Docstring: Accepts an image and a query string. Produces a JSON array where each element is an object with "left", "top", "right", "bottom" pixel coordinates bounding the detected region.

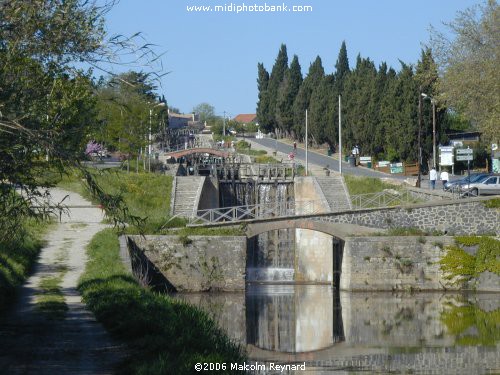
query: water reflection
[{"left": 176, "top": 287, "right": 500, "bottom": 374}]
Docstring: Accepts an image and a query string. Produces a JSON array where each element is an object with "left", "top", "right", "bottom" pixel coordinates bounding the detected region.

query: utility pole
[
  {"left": 432, "top": 99, "right": 436, "bottom": 169},
  {"left": 338, "top": 95, "right": 342, "bottom": 175},
  {"left": 305, "top": 109, "right": 308, "bottom": 176},
  {"left": 223, "top": 110, "right": 226, "bottom": 142}
]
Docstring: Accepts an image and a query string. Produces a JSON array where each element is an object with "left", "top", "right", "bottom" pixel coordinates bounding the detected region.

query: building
[
  {"left": 233, "top": 114, "right": 257, "bottom": 125},
  {"left": 168, "top": 110, "right": 201, "bottom": 129}
]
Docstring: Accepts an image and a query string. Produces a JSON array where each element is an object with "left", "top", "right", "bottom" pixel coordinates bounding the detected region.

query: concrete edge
[
  {"left": 118, "top": 235, "right": 133, "bottom": 274},
  {"left": 312, "top": 177, "right": 332, "bottom": 211},
  {"left": 170, "top": 176, "right": 177, "bottom": 216},
  {"left": 339, "top": 175, "right": 353, "bottom": 210},
  {"left": 192, "top": 176, "right": 206, "bottom": 217}
]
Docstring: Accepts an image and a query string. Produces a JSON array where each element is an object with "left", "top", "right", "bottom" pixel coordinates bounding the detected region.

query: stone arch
[
  {"left": 165, "top": 148, "right": 229, "bottom": 159},
  {"left": 246, "top": 219, "right": 350, "bottom": 241},
  {"left": 246, "top": 219, "right": 351, "bottom": 286}
]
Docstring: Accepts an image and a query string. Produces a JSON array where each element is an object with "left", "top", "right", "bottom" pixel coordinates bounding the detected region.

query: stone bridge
[
  {"left": 164, "top": 147, "right": 230, "bottom": 159},
  {"left": 225, "top": 196, "right": 499, "bottom": 237}
]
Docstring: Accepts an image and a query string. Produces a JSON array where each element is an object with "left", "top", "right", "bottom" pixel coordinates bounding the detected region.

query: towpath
[{"left": 0, "top": 189, "right": 124, "bottom": 374}]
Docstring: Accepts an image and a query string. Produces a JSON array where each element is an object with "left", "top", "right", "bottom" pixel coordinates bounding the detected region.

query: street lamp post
[
  {"left": 417, "top": 91, "right": 423, "bottom": 188},
  {"left": 421, "top": 93, "right": 437, "bottom": 169},
  {"left": 339, "top": 95, "right": 342, "bottom": 175},
  {"left": 305, "top": 109, "right": 308, "bottom": 176}
]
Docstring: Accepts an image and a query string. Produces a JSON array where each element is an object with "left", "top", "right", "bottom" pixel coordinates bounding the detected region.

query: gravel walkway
[{"left": 0, "top": 189, "right": 125, "bottom": 374}]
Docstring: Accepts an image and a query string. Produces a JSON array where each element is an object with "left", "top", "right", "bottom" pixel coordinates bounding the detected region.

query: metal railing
[
  {"left": 350, "top": 190, "right": 438, "bottom": 209},
  {"left": 189, "top": 199, "right": 324, "bottom": 225}
]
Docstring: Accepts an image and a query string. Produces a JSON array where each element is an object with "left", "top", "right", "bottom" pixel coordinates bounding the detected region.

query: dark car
[{"left": 444, "top": 173, "right": 490, "bottom": 191}]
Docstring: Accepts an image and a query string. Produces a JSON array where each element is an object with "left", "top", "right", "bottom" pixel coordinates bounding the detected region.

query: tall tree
[
  {"left": 343, "top": 55, "right": 378, "bottom": 154},
  {"left": 266, "top": 44, "right": 288, "bottom": 134},
  {"left": 292, "top": 56, "right": 325, "bottom": 139},
  {"left": 276, "top": 55, "right": 302, "bottom": 136},
  {"left": 429, "top": 0, "right": 499, "bottom": 143},
  {"left": 309, "top": 75, "right": 336, "bottom": 148},
  {"left": 334, "top": 41, "right": 350, "bottom": 93},
  {"left": 256, "top": 63, "right": 271, "bottom": 131}
]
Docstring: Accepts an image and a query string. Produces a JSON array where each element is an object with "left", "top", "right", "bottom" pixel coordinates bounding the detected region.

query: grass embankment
[
  {"left": 57, "top": 168, "right": 184, "bottom": 233},
  {"left": 344, "top": 175, "right": 402, "bottom": 195},
  {"left": 235, "top": 140, "right": 278, "bottom": 164},
  {"left": 79, "top": 229, "right": 245, "bottom": 374},
  {"left": 0, "top": 220, "right": 50, "bottom": 312}
]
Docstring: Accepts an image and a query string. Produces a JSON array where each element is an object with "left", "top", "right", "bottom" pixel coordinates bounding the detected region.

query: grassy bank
[
  {"left": 57, "top": 168, "right": 174, "bottom": 232},
  {"left": 0, "top": 220, "right": 50, "bottom": 312},
  {"left": 344, "top": 175, "right": 402, "bottom": 195},
  {"left": 78, "top": 229, "right": 245, "bottom": 374}
]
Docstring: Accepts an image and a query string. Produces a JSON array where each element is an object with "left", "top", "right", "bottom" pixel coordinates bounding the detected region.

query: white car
[{"left": 461, "top": 174, "right": 500, "bottom": 196}]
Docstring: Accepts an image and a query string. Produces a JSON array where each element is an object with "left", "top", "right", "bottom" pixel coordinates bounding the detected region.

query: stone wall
[
  {"left": 127, "top": 235, "right": 246, "bottom": 292},
  {"left": 197, "top": 177, "right": 219, "bottom": 211},
  {"left": 316, "top": 198, "right": 500, "bottom": 235},
  {"left": 339, "top": 236, "right": 500, "bottom": 291}
]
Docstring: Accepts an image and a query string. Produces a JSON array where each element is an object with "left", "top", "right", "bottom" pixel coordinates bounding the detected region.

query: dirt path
[{"left": 0, "top": 189, "right": 124, "bottom": 374}]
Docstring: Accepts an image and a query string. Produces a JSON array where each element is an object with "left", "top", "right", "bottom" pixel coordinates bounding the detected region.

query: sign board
[
  {"left": 440, "top": 146, "right": 454, "bottom": 152},
  {"left": 439, "top": 146, "right": 454, "bottom": 166},
  {"left": 390, "top": 163, "right": 403, "bottom": 174},
  {"left": 456, "top": 148, "right": 473, "bottom": 155},
  {"left": 360, "top": 156, "right": 372, "bottom": 163},
  {"left": 456, "top": 154, "right": 473, "bottom": 161},
  {"left": 378, "top": 161, "right": 390, "bottom": 167},
  {"left": 440, "top": 153, "right": 454, "bottom": 166}
]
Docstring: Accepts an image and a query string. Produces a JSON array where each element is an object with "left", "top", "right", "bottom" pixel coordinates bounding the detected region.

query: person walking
[
  {"left": 441, "top": 169, "right": 449, "bottom": 190},
  {"left": 429, "top": 167, "right": 437, "bottom": 190}
]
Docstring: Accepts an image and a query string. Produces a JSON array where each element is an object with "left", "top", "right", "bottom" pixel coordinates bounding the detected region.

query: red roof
[{"left": 233, "top": 114, "right": 257, "bottom": 123}]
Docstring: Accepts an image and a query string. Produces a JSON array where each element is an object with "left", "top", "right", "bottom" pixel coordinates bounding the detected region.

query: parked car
[
  {"left": 461, "top": 174, "right": 500, "bottom": 196},
  {"left": 444, "top": 173, "right": 490, "bottom": 191}
]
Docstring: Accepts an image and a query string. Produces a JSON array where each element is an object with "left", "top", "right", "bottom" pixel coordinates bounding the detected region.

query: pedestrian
[
  {"left": 429, "top": 167, "right": 437, "bottom": 190},
  {"left": 293, "top": 141, "right": 297, "bottom": 152},
  {"left": 441, "top": 169, "right": 449, "bottom": 190}
]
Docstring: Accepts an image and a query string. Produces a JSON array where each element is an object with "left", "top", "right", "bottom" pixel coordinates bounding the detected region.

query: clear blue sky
[{"left": 104, "top": 0, "right": 481, "bottom": 117}]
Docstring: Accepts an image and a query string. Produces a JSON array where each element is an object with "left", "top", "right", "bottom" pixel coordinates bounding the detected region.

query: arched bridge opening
[{"left": 245, "top": 220, "right": 348, "bottom": 288}]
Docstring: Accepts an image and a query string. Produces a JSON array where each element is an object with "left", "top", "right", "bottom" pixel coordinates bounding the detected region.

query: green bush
[
  {"left": 0, "top": 220, "right": 50, "bottom": 311},
  {"left": 79, "top": 229, "right": 245, "bottom": 374}
]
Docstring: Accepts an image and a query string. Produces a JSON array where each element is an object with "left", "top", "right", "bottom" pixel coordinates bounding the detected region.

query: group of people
[{"left": 429, "top": 167, "right": 449, "bottom": 190}]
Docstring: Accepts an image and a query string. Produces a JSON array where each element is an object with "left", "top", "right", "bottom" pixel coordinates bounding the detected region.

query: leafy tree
[
  {"left": 429, "top": 0, "right": 499, "bottom": 144},
  {"left": 0, "top": 1, "right": 160, "bottom": 237},
  {"left": 192, "top": 102, "right": 216, "bottom": 123},
  {"left": 276, "top": 55, "right": 302, "bottom": 136}
]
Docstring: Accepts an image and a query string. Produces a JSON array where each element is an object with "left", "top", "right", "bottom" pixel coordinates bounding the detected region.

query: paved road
[{"left": 251, "top": 138, "right": 401, "bottom": 179}]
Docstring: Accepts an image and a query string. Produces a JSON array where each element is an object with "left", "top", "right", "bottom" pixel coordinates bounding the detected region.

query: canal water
[{"left": 176, "top": 286, "right": 500, "bottom": 374}]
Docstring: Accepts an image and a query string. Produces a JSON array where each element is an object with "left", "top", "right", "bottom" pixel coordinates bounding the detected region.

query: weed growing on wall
[{"left": 439, "top": 236, "right": 500, "bottom": 286}]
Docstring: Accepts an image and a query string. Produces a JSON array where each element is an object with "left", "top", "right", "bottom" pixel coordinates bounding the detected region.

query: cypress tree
[
  {"left": 267, "top": 44, "right": 288, "bottom": 134},
  {"left": 335, "top": 41, "right": 350, "bottom": 93},
  {"left": 276, "top": 55, "right": 302, "bottom": 137},
  {"left": 292, "top": 56, "right": 324, "bottom": 140},
  {"left": 256, "top": 63, "right": 271, "bottom": 131},
  {"left": 309, "top": 75, "right": 335, "bottom": 147}
]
